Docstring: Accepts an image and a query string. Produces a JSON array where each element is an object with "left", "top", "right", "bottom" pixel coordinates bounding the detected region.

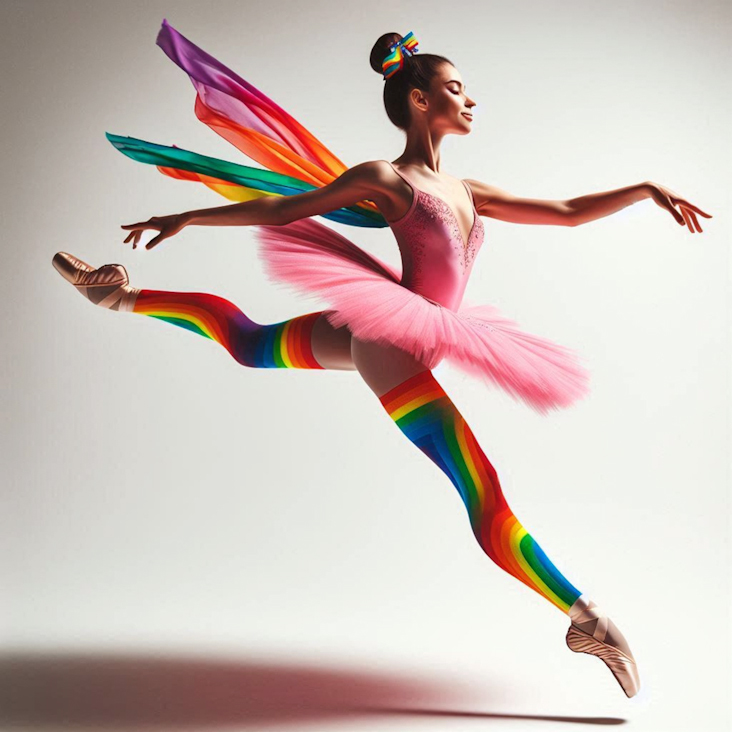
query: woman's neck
[{"left": 395, "top": 126, "right": 446, "bottom": 174}]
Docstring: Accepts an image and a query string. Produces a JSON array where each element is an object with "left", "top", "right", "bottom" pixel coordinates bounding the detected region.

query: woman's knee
[{"left": 310, "top": 313, "right": 356, "bottom": 370}]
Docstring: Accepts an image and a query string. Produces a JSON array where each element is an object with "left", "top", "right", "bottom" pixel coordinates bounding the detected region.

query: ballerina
[{"left": 52, "top": 20, "right": 711, "bottom": 698}]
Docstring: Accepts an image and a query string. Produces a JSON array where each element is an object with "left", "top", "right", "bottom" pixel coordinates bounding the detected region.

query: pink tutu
[{"left": 254, "top": 217, "right": 590, "bottom": 415}]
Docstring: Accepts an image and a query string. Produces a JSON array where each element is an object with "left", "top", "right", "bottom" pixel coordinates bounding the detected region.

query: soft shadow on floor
[{"left": 0, "top": 651, "right": 626, "bottom": 729}]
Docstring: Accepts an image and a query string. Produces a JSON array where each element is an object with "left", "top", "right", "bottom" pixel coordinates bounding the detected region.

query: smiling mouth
[{"left": 461, "top": 113, "right": 473, "bottom": 120}]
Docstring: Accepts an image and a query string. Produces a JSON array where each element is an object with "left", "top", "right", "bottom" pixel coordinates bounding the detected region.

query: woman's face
[{"left": 424, "top": 63, "right": 477, "bottom": 135}]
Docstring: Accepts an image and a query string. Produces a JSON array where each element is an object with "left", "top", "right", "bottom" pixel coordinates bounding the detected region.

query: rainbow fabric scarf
[{"left": 106, "top": 19, "right": 386, "bottom": 229}]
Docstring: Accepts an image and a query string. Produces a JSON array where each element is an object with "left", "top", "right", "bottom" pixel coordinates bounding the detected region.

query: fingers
[
  {"left": 655, "top": 184, "right": 714, "bottom": 225},
  {"left": 122, "top": 229, "right": 144, "bottom": 248},
  {"left": 664, "top": 187, "right": 713, "bottom": 219},
  {"left": 120, "top": 226, "right": 170, "bottom": 249},
  {"left": 676, "top": 199, "right": 713, "bottom": 219},
  {"left": 679, "top": 206, "right": 695, "bottom": 233},
  {"left": 145, "top": 233, "right": 166, "bottom": 249},
  {"left": 684, "top": 206, "right": 703, "bottom": 233},
  {"left": 121, "top": 218, "right": 170, "bottom": 249},
  {"left": 122, "top": 222, "right": 146, "bottom": 250},
  {"left": 665, "top": 196, "right": 685, "bottom": 226}
]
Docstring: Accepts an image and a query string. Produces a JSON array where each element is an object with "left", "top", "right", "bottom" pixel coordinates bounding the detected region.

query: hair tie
[{"left": 382, "top": 31, "right": 419, "bottom": 80}]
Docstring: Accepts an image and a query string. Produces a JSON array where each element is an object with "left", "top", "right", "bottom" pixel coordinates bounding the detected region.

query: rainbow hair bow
[{"left": 382, "top": 31, "right": 419, "bottom": 80}]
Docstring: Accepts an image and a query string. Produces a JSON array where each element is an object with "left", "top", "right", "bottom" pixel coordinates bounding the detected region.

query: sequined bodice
[{"left": 385, "top": 162, "right": 485, "bottom": 311}]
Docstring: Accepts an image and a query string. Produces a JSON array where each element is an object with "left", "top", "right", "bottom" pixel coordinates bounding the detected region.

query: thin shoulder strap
[
  {"left": 461, "top": 179, "right": 477, "bottom": 210},
  {"left": 384, "top": 160, "right": 416, "bottom": 188}
]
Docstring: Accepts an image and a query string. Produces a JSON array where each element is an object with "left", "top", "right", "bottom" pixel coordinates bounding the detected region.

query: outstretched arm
[
  {"left": 121, "top": 161, "right": 392, "bottom": 250},
  {"left": 465, "top": 179, "right": 712, "bottom": 232}
]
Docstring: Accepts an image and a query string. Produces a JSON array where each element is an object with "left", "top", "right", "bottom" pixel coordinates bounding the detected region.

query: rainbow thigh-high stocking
[
  {"left": 132, "top": 289, "right": 325, "bottom": 369},
  {"left": 378, "top": 369, "right": 582, "bottom": 614}
]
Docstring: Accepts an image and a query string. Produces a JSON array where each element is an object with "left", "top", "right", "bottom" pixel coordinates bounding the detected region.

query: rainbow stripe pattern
[
  {"left": 133, "top": 290, "right": 324, "bottom": 369},
  {"left": 379, "top": 370, "right": 582, "bottom": 613},
  {"left": 105, "top": 134, "right": 386, "bottom": 229},
  {"left": 382, "top": 31, "right": 420, "bottom": 79},
  {"left": 105, "top": 20, "right": 387, "bottom": 229}
]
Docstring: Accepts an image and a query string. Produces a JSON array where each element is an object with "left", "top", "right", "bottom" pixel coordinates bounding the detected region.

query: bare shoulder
[
  {"left": 346, "top": 159, "right": 398, "bottom": 189},
  {"left": 349, "top": 160, "right": 407, "bottom": 218},
  {"left": 332, "top": 160, "right": 397, "bottom": 197},
  {"left": 269, "top": 159, "right": 408, "bottom": 225}
]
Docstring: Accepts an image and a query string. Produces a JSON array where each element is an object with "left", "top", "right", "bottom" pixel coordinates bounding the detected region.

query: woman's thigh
[
  {"left": 311, "top": 313, "right": 357, "bottom": 371},
  {"left": 350, "top": 334, "right": 432, "bottom": 396}
]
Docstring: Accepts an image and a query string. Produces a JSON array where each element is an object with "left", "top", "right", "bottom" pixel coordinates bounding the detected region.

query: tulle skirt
[{"left": 254, "top": 217, "right": 590, "bottom": 415}]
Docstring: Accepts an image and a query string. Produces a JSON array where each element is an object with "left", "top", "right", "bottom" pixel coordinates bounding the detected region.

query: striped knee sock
[
  {"left": 132, "top": 290, "right": 324, "bottom": 369},
  {"left": 379, "top": 369, "right": 582, "bottom": 614}
]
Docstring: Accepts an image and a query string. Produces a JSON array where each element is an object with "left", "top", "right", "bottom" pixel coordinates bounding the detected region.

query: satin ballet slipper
[
  {"left": 566, "top": 595, "right": 641, "bottom": 698},
  {"left": 52, "top": 252, "right": 140, "bottom": 312}
]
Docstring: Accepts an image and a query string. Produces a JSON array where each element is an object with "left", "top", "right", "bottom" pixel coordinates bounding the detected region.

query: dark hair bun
[{"left": 369, "top": 33, "right": 402, "bottom": 75}]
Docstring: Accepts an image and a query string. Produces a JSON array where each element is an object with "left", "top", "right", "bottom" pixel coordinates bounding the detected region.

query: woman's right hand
[{"left": 121, "top": 213, "right": 188, "bottom": 250}]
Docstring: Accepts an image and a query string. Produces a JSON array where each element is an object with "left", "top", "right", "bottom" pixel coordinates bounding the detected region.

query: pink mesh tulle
[{"left": 254, "top": 217, "right": 591, "bottom": 416}]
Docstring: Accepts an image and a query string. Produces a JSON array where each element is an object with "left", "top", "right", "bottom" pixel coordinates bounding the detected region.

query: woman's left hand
[{"left": 646, "top": 182, "right": 713, "bottom": 233}]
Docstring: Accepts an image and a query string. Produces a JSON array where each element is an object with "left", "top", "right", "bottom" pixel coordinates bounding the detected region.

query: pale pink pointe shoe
[
  {"left": 52, "top": 252, "right": 140, "bottom": 311},
  {"left": 566, "top": 595, "right": 641, "bottom": 698}
]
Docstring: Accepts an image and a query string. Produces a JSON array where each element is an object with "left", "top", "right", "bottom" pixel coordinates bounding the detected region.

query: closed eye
[{"left": 446, "top": 80, "right": 466, "bottom": 93}]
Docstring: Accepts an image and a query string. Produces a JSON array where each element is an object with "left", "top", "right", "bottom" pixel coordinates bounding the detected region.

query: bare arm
[
  {"left": 182, "top": 162, "right": 386, "bottom": 226},
  {"left": 465, "top": 178, "right": 649, "bottom": 227},
  {"left": 568, "top": 181, "right": 712, "bottom": 231},
  {"left": 566, "top": 183, "right": 652, "bottom": 226},
  {"left": 465, "top": 178, "right": 712, "bottom": 232},
  {"left": 121, "top": 161, "right": 393, "bottom": 249}
]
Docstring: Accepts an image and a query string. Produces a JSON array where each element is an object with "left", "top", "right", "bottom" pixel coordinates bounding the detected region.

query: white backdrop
[{"left": 2, "top": 1, "right": 730, "bottom": 730}]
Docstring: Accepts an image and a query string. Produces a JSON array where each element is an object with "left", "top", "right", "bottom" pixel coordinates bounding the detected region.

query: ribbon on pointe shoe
[
  {"left": 566, "top": 595, "right": 640, "bottom": 697},
  {"left": 568, "top": 595, "right": 610, "bottom": 642},
  {"left": 52, "top": 253, "right": 140, "bottom": 312}
]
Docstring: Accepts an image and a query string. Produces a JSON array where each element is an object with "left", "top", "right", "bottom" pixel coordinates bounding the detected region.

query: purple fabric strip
[{"left": 155, "top": 18, "right": 318, "bottom": 162}]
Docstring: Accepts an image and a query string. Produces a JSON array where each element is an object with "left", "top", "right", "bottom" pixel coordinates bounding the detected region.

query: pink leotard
[
  {"left": 384, "top": 161, "right": 485, "bottom": 311},
  {"left": 254, "top": 162, "right": 589, "bottom": 413}
]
